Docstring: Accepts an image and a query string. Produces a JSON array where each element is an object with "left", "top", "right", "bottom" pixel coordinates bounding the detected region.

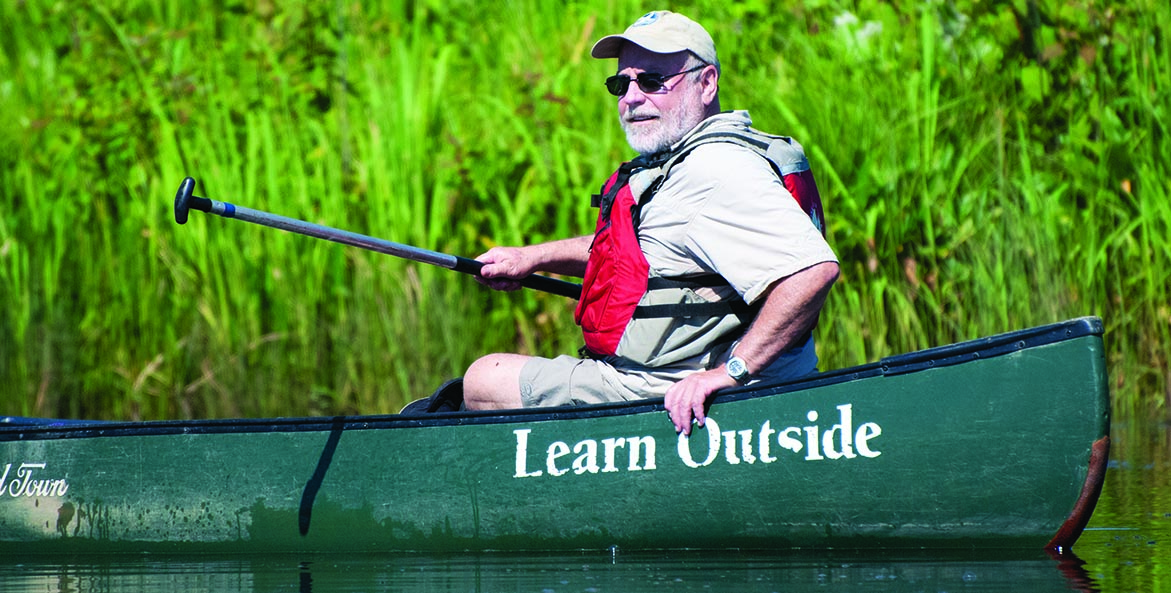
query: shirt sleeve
[{"left": 674, "top": 144, "right": 838, "bottom": 304}]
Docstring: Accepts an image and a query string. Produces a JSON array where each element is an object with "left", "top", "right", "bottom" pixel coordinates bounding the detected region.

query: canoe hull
[{"left": 0, "top": 318, "right": 1110, "bottom": 554}]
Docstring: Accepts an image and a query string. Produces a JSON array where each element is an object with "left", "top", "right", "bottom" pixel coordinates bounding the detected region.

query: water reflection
[
  {"left": 0, "top": 550, "right": 1098, "bottom": 593},
  {"left": 1051, "top": 552, "right": 1100, "bottom": 593}
]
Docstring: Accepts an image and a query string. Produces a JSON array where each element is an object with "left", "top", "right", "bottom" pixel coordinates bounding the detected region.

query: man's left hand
[{"left": 664, "top": 368, "right": 737, "bottom": 436}]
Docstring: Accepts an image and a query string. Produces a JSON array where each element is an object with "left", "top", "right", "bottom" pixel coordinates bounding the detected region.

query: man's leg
[{"left": 463, "top": 353, "right": 531, "bottom": 410}]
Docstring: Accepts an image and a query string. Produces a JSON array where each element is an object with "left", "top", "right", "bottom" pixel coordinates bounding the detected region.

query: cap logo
[{"left": 630, "top": 12, "right": 660, "bottom": 27}]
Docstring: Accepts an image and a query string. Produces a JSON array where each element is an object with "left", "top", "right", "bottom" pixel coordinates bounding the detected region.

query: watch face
[{"left": 727, "top": 357, "right": 748, "bottom": 380}]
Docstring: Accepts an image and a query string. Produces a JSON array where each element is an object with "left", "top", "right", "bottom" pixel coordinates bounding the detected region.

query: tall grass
[{"left": 1, "top": 0, "right": 1167, "bottom": 420}]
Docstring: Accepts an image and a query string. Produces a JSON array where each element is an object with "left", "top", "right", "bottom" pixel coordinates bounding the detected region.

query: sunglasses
[{"left": 604, "top": 65, "right": 707, "bottom": 97}]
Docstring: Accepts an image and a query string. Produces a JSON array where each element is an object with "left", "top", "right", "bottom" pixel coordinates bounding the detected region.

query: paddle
[{"left": 173, "top": 177, "right": 582, "bottom": 299}]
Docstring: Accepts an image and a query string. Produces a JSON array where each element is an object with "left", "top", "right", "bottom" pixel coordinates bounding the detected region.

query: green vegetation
[{"left": 1, "top": 0, "right": 1166, "bottom": 420}]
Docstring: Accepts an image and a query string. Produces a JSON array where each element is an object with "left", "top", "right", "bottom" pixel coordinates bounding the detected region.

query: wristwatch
[{"left": 726, "top": 356, "right": 751, "bottom": 385}]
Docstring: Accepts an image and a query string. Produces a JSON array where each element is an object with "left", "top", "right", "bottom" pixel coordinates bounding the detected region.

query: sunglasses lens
[
  {"left": 635, "top": 74, "right": 666, "bottom": 93},
  {"left": 605, "top": 76, "right": 630, "bottom": 96}
]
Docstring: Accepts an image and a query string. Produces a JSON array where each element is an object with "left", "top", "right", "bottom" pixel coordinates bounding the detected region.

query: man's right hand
[{"left": 476, "top": 246, "right": 535, "bottom": 291}]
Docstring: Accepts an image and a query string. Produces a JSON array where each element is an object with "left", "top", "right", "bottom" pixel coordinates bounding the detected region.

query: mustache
[{"left": 622, "top": 108, "right": 660, "bottom": 123}]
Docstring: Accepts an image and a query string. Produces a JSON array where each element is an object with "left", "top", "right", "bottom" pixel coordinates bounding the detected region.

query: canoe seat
[{"left": 400, "top": 378, "right": 465, "bottom": 414}]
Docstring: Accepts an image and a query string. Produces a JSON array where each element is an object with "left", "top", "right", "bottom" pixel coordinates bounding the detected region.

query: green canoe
[{"left": 0, "top": 317, "right": 1110, "bottom": 555}]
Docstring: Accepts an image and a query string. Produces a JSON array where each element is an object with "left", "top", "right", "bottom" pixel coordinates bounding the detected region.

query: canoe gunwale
[
  {"left": 1, "top": 316, "right": 1105, "bottom": 441},
  {"left": 876, "top": 316, "right": 1103, "bottom": 375}
]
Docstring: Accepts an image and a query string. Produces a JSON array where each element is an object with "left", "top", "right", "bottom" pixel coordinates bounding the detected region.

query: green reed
[{"left": 1, "top": 0, "right": 1167, "bottom": 420}]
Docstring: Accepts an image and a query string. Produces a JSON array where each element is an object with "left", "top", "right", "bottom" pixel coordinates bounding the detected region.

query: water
[
  {"left": 1075, "top": 419, "right": 1171, "bottom": 592},
  {"left": 1, "top": 421, "right": 1166, "bottom": 593},
  {"left": 0, "top": 552, "right": 1110, "bottom": 592}
]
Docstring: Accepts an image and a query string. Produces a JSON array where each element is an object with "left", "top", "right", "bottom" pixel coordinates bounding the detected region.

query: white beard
[{"left": 621, "top": 88, "right": 707, "bottom": 156}]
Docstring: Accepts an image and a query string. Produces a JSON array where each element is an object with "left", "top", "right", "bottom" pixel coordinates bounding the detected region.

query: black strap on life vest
[
  {"left": 633, "top": 275, "right": 760, "bottom": 320},
  {"left": 593, "top": 159, "right": 651, "bottom": 220}
]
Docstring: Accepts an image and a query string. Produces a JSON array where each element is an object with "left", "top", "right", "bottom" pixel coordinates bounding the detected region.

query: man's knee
[{"left": 464, "top": 353, "right": 527, "bottom": 410}]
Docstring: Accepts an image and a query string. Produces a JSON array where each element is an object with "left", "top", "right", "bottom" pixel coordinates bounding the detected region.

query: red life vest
[
  {"left": 574, "top": 127, "right": 825, "bottom": 359},
  {"left": 574, "top": 164, "right": 647, "bottom": 357}
]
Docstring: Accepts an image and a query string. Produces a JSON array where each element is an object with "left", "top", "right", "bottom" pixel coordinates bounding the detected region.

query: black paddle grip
[
  {"left": 452, "top": 255, "right": 582, "bottom": 300},
  {"left": 174, "top": 176, "right": 214, "bottom": 225}
]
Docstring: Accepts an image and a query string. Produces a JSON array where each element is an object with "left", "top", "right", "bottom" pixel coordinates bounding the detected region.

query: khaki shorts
[
  {"left": 518, "top": 355, "right": 693, "bottom": 408},
  {"left": 516, "top": 336, "right": 819, "bottom": 408}
]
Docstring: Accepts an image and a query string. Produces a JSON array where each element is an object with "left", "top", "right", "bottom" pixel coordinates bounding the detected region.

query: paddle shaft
[{"left": 174, "top": 178, "right": 582, "bottom": 299}]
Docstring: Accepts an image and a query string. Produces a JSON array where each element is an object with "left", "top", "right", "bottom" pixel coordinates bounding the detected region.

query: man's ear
[{"left": 700, "top": 65, "right": 720, "bottom": 107}]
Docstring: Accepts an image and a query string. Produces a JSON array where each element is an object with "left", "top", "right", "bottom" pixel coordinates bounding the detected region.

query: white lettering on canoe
[
  {"left": 514, "top": 404, "right": 883, "bottom": 478},
  {"left": 0, "top": 463, "right": 70, "bottom": 498},
  {"left": 514, "top": 429, "right": 543, "bottom": 477},
  {"left": 515, "top": 429, "right": 658, "bottom": 478},
  {"left": 680, "top": 404, "right": 882, "bottom": 468}
]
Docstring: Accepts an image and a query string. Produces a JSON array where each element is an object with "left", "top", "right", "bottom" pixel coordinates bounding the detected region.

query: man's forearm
[
  {"left": 529, "top": 235, "right": 593, "bottom": 278},
  {"left": 729, "top": 261, "right": 840, "bottom": 374}
]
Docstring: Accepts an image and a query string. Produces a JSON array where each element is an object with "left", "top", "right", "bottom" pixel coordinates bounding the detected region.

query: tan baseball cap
[{"left": 590, "top": 11, "right": 719, "bottom": 67}]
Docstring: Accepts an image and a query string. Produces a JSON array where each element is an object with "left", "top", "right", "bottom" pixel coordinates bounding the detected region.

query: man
[{"left": 463, "top": 11, "right": 839, "bottom": 435}]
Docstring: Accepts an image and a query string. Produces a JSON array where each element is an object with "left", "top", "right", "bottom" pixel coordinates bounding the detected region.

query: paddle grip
[
  {"left": 451, "top": 255, "right": 486, "bottom": 276},
  {"left": 452, "top": 256, "right": 582, "bottom": 300},
  {"left": 174, "top": 176, "right": 214, "bottom": 225}
]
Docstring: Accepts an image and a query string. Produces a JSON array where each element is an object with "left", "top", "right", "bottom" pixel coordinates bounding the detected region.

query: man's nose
[{"left": 619, "top": 83, "right": 647, "bottom": 107}]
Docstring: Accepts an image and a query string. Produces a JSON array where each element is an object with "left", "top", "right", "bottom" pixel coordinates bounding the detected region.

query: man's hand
[
  {"left": 664, "top": 367, "right": 737, "bottom": 436},
  {"left": 476, "top": 246, "right": 536, "bottom": 291},
  {"left": 663, "top": 261, "right": 839, "bottom": 435},
  {"left": 475, "top": 236, "right": 593, "bottom": 290}
]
